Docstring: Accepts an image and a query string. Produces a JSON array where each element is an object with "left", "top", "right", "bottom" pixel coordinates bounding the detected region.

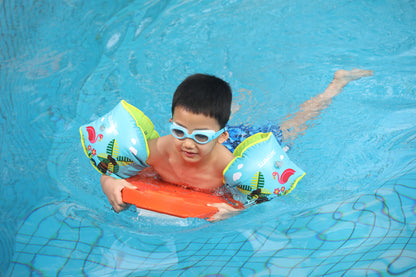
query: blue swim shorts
[{"left": 224, "top": 122, "right": 283, "bottom": 152}]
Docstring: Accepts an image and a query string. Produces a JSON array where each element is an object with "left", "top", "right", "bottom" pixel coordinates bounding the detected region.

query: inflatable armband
[
  {"left": 79, "top": 100, "right": 159, "bottom": 178},
  {"left": 224, "top": 132, "right": 305, "bottom": 204}
]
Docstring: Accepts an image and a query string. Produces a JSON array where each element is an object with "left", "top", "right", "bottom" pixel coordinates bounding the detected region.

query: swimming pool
[{"left": 1, "top": 0, "right": 415, "bottom": 275}]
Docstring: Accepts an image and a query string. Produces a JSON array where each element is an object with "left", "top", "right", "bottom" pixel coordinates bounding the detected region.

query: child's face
[{"left": 171, "top": 106, "right": 228, "bottom": 163}]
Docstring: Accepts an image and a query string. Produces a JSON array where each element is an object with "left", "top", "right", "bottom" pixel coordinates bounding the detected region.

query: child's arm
[
  {"left": 100, "top": 138, "right": 163, "bottom": 213},
  {"left": 280, "top": 69, "right": 373, "bottom": 140},
  {"left": 101, "top": 175, "right": 137, "bottom": 212}
]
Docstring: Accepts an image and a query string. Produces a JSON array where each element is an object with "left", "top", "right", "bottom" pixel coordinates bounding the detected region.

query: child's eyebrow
[{"left": 173, "top": 121, "right": 186, "bottom": 128}]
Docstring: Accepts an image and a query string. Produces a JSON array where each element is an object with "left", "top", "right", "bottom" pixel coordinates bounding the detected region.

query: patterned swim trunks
[{"left": 223, "top": 122, "right": 283, "bottom": 152}]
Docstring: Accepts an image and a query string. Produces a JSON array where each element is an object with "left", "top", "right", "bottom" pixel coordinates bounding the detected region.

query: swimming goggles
[{"left": 170, "top": 122, "right": 227, "bottom": 144}]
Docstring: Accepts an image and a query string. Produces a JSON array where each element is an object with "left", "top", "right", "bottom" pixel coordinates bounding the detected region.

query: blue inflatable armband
[
  {"left": 223, "top": 132, "right": 305, "bottom": 204},
  {"left": 79, "top": 100, "right": 159, "bottom": 179}
]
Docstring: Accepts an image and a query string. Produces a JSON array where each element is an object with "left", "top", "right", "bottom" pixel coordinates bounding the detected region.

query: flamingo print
[
  {"left": 272, "top": 168, "right": 296, "bottom": 184},
  {"left": 86, "top": 126, "right": 103, "bottom": 143}
]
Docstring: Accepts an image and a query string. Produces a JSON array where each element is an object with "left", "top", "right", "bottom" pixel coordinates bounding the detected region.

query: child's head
[{"left": 172, "top": 74, "right": 232, "bottom": 128}]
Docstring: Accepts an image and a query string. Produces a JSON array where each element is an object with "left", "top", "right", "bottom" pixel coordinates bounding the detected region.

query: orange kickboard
[{"left": 122, "top": 175, "right": 243, "bottom": 219}]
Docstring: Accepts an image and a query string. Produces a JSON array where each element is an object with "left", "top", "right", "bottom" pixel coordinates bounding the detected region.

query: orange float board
[{"left": 122, "top": 175, "right": 244, "bottom": 219}]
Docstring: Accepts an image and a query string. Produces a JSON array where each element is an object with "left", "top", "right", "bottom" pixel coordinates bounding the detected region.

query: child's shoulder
[
  {"left": 147, "top": 135, "right": 172, "bottom": 164},
  {"left": 216, "top": 144, "right": 235, "bottom": 169}
]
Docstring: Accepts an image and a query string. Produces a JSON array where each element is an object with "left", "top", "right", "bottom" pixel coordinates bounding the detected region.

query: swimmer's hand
[
  {"left": 207, "top": 203, "right": 243, "bottom": 222},
  {"left": 100, "top": 175, "right": 137, "bottom": 213}
]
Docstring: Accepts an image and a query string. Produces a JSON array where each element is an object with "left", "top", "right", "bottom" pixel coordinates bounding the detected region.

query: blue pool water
[{"left": 1, "top": 0, "right": 416, "bottom": 276}]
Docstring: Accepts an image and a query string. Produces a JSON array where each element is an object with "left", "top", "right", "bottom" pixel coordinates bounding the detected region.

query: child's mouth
[{"left": 183, "top": 151, "right": 196, "bottom": 158}]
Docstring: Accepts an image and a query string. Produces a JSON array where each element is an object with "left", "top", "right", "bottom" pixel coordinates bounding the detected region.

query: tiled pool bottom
[{"left": 8, "top": 178, "right": 416, "bottom": 276}]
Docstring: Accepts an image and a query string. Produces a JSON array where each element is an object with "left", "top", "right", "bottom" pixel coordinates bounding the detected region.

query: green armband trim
[{"left": 121, "top": 100, "right": 159, "bottom": 141}]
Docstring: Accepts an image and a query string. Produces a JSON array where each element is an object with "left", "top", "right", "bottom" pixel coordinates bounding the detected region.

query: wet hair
[{"left": 171, "top": 74, "right": 232, "bottom": 128}]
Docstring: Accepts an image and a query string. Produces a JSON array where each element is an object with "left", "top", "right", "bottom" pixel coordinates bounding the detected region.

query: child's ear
[{"left": 218, "top": 131, "right": 229, "bottom": 144}]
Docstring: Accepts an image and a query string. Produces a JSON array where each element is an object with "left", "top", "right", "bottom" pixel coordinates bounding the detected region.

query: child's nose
[{"left": 183, "top": 137, "right": 196, "bottom": 147}]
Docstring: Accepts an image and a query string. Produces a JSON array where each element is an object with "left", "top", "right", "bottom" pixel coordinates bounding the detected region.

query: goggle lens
[
  {"left": 171, "top": 128, "right": 185, "bottom": 138},
  {"left": 194, "top": 134, "right": 209, "bottom": 143}
]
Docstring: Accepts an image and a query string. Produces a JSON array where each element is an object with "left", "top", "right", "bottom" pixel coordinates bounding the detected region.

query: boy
[{"left": 101, "top": 69, "right": 373, "bottom": 218}]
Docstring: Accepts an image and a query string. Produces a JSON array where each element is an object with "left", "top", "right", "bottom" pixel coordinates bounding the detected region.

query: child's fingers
[
  {"left": 111, "top": 199, "right": 129, "bottom": 213},
  {"left": 120, "top": 179, "right": 138, "bottom": 190},
  {"left": 208, "top": 203, "right": 241, "bottom": 212},
  {"left": 110, "top": 184, "right": 131, "bottom": 213},
  {"left": 207, "top": 203, "right": 242, "bottom": 222},
  {"left": 124, "top": 182, "right": 138, "bottom": 190}
]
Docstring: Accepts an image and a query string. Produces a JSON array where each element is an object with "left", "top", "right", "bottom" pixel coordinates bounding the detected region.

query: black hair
[{"left": 171, "top": 74, "right": 232, "bottom": 128}]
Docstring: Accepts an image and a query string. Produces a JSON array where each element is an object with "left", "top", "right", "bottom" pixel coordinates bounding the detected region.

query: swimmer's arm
[
  {"left": 100, "top": 175, "right": 137, "bottom": 213},
  {"left": 280, "top": 69, "right": 373, "bottom": 140},
  {"left": 101, "top": 136, "right": 163, "bottom": 212}
]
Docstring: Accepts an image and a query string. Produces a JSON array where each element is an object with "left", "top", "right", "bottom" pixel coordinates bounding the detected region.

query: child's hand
[
  {"left": 207, "top": 203, "right": 243, "bottom": 222},
  {"left": 100, "top": 175, "right": 137, "bottom": 213}
]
